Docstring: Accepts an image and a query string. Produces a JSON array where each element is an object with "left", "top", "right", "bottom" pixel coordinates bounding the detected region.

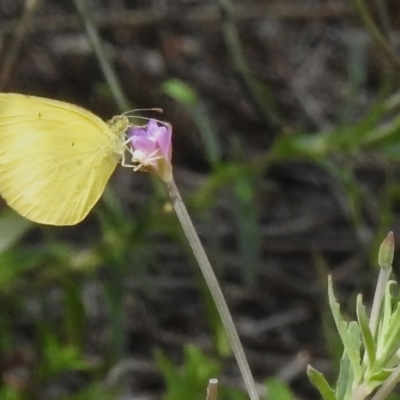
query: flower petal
[
  {"left": 153, "top": 126, "right": 172, "bottom": 160},
  {"left": 131, "top": 134, "right": 157, "bottom": 155},
  {"left": 126, "top": 119, "right": 173, "bottom": 182}
]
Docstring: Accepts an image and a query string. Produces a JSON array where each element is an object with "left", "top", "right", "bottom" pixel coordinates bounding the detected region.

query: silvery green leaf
[
  {"left": 357, "top": 294, "right": 376, "bottom": 366},
  {"left": 368, "top": 368, "right": 393, "bottom": 387},
  {"left": 328, "top": 276, "right": 362, "bottom": 385},
  {"left": 379, "top": 298, "right": 400, "bottom": 367},
  {"left": 307, "top": 365, "right": 337, "bottom": 400},
  {"left": 336, "top": 352, "right": 353, "bottom": 400},
  {"left": 377, "top": 281, "right": 395, "bottom": 354}
]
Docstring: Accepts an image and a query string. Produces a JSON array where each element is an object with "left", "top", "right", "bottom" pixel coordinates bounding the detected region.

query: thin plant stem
[
  {"left": 371, "top": 363, "right": 400, "bottom": 400},
  {"left": 166, "top": 178, "right": 259, "bottom": 400},
  {"left": 352, "top": 0, "right": 400, "bottom": 73},
  {"left": 217, "top": 0, "right": 281, "bottom": 131},
  {"left": 373, "top": 0, "right": 391, "bottom": 39},
  {"left": 206, "top": 379, "right": 219, "bottom": 400},
  {"left": 0, "top": 0, "right": 42, "bottom": 90},
  {"left": 73, "top": 0, "right": 131, "bottom": 111},
  {"left": 351, "top": 383, "right": 370, "bottom": 400}
]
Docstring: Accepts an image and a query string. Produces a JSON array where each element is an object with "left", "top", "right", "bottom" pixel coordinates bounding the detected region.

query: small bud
[{"left": 378, "top": 232, "right": 395, "bottom": 270}]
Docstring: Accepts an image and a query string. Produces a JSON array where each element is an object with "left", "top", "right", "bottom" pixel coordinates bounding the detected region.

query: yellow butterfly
[{"left": 0, "top": 93, "right": 129, "bottom": 226}]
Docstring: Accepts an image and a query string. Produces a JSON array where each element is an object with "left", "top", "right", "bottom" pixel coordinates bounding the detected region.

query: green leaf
[
  {"left": 40, "top": 333, "right": 89, "bottom": 377},
  {"left": 377, "top": 281, "right": 395, "bottom": 355},
  {"left": 379, "top": 291, "right": 400, "bottom": 366},
  {"left": 307, "top": 365, "right": 337, "bottom": 400},
  {"left": 0, "top": 249, "right": 43, "bottom": 290},
  {"left": 336, "top": 352, "right": 353, "bottom": 400},
  {"left": 154, "top": 345, "right": 221, "bottom": 400},
  {"left": 328, "top": 276, "right": 362, "bottom": 385},
  {"left": 356, "top": 294, "right": 376, "bottom": 366},
  {"left": 163, "top": 79, "right": 198, "bottom": 106},
  {"left": 163, "top": 78, "right": 221, "bottom": 166},
  {"left": 66, "top": 383, "right": 115, "bottom": 400},
  {"left": 232, "top": 175, "right": 260, "bottom": 284},
  {"left": 335, "top": 322, "right": 362, "bottom": 400},
  {"left": 0, "top": 210, "right": 31, "bottom": 253},
  {"left": 368, "top": 368, "right": 393, "bottom": 386},
  {"left": 154, "top": 348, "right": 180, "bottom": 385},
  {"left": 265, "top": 377, "right": 294, "bottom": 400}
]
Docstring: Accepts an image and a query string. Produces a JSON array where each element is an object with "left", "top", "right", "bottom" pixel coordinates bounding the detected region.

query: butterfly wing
[{"left": 0, "top": 93, "right": 123, "bottom": 225}]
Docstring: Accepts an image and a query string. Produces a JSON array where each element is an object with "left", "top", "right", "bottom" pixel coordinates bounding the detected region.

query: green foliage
[
  {"left": 309, "top": 234, "right": 400, "bottom": 400},
  {"left": 307, "top": 366, "right": 336, "bottom": 400},
  {"left": 155, "top": 344, "right": 248, "bottom": 400},
  {"left": 155, "top": 345, "right": 221, "bottom": 400},
  {"left": 0, "top": 190, "right": 144, "bottom": 398},
  {"left": 328, "top": 277, "right": 363, "bottom": 390},
  {"left": 0, "top": 211, "right": 32, "bottom": 254},
  {"left": 163, "top": 78, "right": 221, "bottom": 167},
  {"left": 265, "top": 378, "right": 295, "bottom": 400}
]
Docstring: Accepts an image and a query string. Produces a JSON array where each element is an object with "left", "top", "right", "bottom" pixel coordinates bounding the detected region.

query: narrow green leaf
[
  {"left": 328, "top": 276, "right": 362, "bottom": 385},
  {"left": 378, "top": 281, "right": 400, "bottom": 368},
  {"left": 368, "top": 368, "right": 393, "bottom": 386},
  {"left": 348, "top": 321, "right": 362, "bottom": 353},
  {"left": 163, "top": 78, "right": 221, "bottom": 166},
  {"left": 376, "top": 281, "right": 394, "bottom": 356},
  {"left": 163, "top": 79, "right": 198, "bottom": 106},
  {"left": 154, "top": 348, "right": 180, "bottom": 384},
  {"left": 356, "top": 294, "right": 376, "bottom": 366},
  {"left": 0, "top": 210, "right": 31, "bottom": 253},
  {"left": 336, "top": 352, "right": 353, "bottom": 400},
  {"left": 334, "top": 323, "right": 362, "bottom": 400},
  {"left": 265, "top": 377, "right": 294, "bottom": 400},
  {"left": 307, "top": 365, "right": 337, "bottom": 400}
]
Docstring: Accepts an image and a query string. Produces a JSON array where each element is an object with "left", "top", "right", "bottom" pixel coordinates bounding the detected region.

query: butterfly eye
[{"left": 109, "top": 116, "right": 129, "bottom": 134}]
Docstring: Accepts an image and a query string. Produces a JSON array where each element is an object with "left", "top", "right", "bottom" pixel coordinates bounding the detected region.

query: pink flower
[{"left": 127, "top": 119, "right": 173, "bottom": 182}]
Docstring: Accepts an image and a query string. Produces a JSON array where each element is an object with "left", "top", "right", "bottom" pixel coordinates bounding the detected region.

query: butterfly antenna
[
  {"left": 125, "top": 115, "right": 170, "bottom": 128},
  {"left": 122, "top": 108, "right": 163, "bottom": 117}
]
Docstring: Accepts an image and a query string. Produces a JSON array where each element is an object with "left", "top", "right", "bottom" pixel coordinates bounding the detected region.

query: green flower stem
[
  {"left": 166, "top": 179, "right": 259, "bottom": 400},
  {"left": 73, "top": 0, "right": 131, "bottom": 111},
  {"left": 369, "top": 266, "right": 391, "bottom": 339},
  {"left": 0, "top": 0, "right": 41, "bottom": 90},
  {"left": 351, "top": 383, "right": 370, "bottom": 400},
  {"left": 352, "top": 0, "right": 400, "bottom": 73},
  {"left": 217, "top": 0, "right": 281, "bottom": 130}
]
